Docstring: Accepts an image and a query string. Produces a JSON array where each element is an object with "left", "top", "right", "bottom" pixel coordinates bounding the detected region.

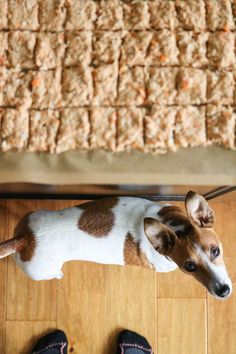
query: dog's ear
[
  {"left": 144, "top": 218, "right": 176, "bottom": 255},
  {"left": 185, "top": 191, "right": 215, "bottom": 228}
]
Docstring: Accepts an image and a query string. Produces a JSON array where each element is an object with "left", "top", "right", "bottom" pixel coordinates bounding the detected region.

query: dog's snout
[{"left": 215, "top": 284, "right": 230, "bottom": 298}]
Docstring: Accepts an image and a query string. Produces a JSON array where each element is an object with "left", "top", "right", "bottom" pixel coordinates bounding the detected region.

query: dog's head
[{"left": 144, "top": 191, "right": 232, "bottom": 299}]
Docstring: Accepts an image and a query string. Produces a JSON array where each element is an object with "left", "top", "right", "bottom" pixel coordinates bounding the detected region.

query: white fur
[
  {"left": 194, "top": 245, "right": 232, "bottom": 297},
  {"left": 13, "top": 197, "right": 177, "bottom": 280}
]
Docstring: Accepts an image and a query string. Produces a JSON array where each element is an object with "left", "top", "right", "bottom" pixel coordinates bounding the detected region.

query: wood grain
[
  {"left": 157, "top": 269, "right": 206, "bottom": 298},
  {"left": 56, "top": 200, "right": 106, "bottom": 354},
  {"left": 57, "top": 261, "right": 106, "bottom": 354},
  {"left": 105, "top": 265, "right": 157, "bottom": 354},
  {"left": 157, "top": 298, "right": 207, "bottom": 354},
  {"left": 5, "top": 321, "right": 56, "bottom": 354},
  {"left": 0, "top": 202, "right": 7, "bottom": 353},
  {"left": 207, "top": 198, "right": 236, "bottom": 354},
  {"left": 6, "top": 201, "right": 57, "bottom": 321},
  {"left": 208, "top": 292, "right": 236, "bottom": 354}
]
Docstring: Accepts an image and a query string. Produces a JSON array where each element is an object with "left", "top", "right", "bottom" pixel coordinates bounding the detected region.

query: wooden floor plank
[
  {"left": 208, "top": 292, "right": 236, "bottom": 354},
  {"left": 157, "top": 298, "right": 207, "bottom": 354},
  {"left": 57, "top": 261, "right": 106, "bottom": 354},
  {"left": 0, "top": 202, "right": 7, "bottom": 354},
  {"left": 105, "top": 265, "right": 157, "bottom": 354},
  {"left": 56, "top": 200, "right": 107, "bottom": 354},
  {"left": 5, "top": 321, "right": 56, "bottom": 354},
  {"left": 157, "top": 269, "right": 206, "bottom": 298},
  {"left": 6, "top": 201, "right": 57, "bottom": 321},
  {"left": 207, "top": 198, "right": 236, "bottom": 354},
  {"left": 7, "top": 258, "right": 58, "bottom": 321},
  {"left": 210, "top": 200, "right": 236, "bottom": 283}
]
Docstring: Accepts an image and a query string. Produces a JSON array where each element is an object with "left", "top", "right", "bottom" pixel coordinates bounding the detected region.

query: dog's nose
[{"left": 215, "top": 284, "right": 230, "bottom": 298}]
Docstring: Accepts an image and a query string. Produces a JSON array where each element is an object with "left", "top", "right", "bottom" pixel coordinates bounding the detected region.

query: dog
[{"left": 0, "top": 191, "right": 232, "bottom": 299}]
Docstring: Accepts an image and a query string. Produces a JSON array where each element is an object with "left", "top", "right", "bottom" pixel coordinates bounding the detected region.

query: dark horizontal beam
[
  {"left": 0, "top": 186, "right": 235, "bottom": 201},
  {"left": 0, "top": 192, "right": 186, "bottom": 202}
]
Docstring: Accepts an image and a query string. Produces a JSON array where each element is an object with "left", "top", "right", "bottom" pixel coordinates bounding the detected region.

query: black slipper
[
  {"left": 117, "top": 329, "right": 154, "bottom": 354},
  {"left": 31, "top": 330, "right": 68, "bottom": 354}
]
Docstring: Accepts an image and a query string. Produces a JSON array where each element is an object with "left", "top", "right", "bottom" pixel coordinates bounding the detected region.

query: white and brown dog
[{"left": 0, "top": 191, "right": 232, "bottom": 299}]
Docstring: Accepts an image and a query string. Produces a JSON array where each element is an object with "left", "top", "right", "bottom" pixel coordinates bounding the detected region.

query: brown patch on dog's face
[
  {"left": 158, "top": 204, "right": 222, "bottom": 264},
  {"left": 159, "top": 202, "right": 231, "bottom": 298},
  {"left": 14, "top": 212, "right": 36, "bottom": 262},
  {"left": 170, "top": 221, "right": 224, "bottom": 266},
  {"left": 124, "top": 232, "right": 153, "bottom": 269},
  {"left": 78, "top": 198, "right": 118, "bottom": 238},
  {"left": 194, "top": 228, "right": 224, "bottom": 264},
  {"left": 168, "top": 222, "right": 230, "bottom": 296},
  {"left": 144, "top": 217, "right": 176, "bottom": 255},
  {"left": 158, "top": 205, "right": 189, "bottom": 228},
  {"left": 170, "top": 228, "right": 222, "bottom": 265}
]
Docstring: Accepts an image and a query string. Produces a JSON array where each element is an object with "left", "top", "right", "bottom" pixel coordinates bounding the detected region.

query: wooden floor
[{"left": 0, "top": 198, "right": 235, "bottom": 354}]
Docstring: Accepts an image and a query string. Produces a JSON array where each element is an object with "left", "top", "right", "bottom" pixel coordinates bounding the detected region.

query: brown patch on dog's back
[
  {"left": 124, "top": 232, "right": 153, "bottom": 269},
  {"left": 14, "top": 212, "right": 36, "bottom": 262},
  {"left": 78, "top": 198, "right": 118, "bottom": 238}
]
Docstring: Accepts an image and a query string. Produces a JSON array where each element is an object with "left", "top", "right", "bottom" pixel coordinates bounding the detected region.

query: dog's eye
[
  {"left": 184, "top": 261, "right": 197, "bottom": 272},
  {"left": 211, "top": 246, "right": 220, "bottom": 258}
]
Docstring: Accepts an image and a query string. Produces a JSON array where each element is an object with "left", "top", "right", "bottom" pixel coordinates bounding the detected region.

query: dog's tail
[{"left": 0, "top": 238, "right": 19, "bottom": 258}]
